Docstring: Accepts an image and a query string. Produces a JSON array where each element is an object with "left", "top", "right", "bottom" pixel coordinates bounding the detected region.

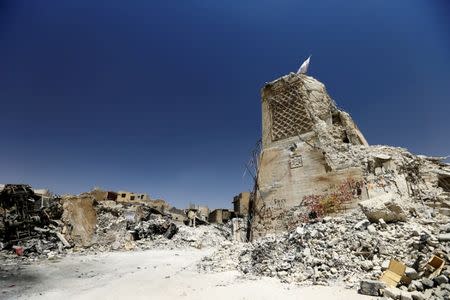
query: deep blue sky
[{"left": 1, "top": 1, "right": 449, "bottom": 209}]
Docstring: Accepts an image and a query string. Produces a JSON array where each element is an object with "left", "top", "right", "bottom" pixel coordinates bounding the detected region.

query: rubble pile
[
  {"left": 135, "top": 223, "right": 231, "bottom": 250},
  {"left": 1, "top": 191, "right": 233, "bottom": 260},
  {"left": 90, "top": 200, "right": 134, "bottom": 251},
  {"left": 0, "top": 226, "right": 68, "bottom": 260},
  {"left": 199, "top": 204, "right": 450, "bottom": 298},
  {"left": 62, "top": 199, "right": 191, "bottom": 252},
  {"left": 0, "top": 184, "right": 68, "bottom": 259}
]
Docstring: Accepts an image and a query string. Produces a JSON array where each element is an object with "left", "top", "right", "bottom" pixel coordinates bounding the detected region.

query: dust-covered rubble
[
  {"left": 198, "top": 205, "right": 450, "bottom": 299},
  {"left": 0, "top": 195, "right": 232, "bottom": 263}
]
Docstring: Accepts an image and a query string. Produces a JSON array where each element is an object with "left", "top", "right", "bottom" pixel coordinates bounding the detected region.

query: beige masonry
[{"left": 251, "top": 73, "right": 368, "bottom": 239}]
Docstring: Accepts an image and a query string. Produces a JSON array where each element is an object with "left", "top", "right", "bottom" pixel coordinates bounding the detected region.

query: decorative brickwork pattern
[{"left": 268, "top": 83, "right": 313, "bottom": 141}]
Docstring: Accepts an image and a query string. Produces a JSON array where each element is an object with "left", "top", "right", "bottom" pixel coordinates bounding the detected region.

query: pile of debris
[
  {"left": 199, "top": 202, "right": 450, "bottom": 298},
  {"left": 92, "top": 200, "right": 229, "bottom": 251},
  {"left": 0, "top": 184, "right": 67, "bottom": 259},
  {"left": 1, "top": 187, "right": 233, "bottom": 260}
]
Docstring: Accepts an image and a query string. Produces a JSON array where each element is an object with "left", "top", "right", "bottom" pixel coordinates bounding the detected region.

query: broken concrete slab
[{"left": 359, "top": 194, "right": 407, "bottom": 223}]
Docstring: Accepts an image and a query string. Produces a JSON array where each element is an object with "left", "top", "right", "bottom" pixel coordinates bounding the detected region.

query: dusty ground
[{"left": 1, "top": 249, "right": 374, "bottom": 300}]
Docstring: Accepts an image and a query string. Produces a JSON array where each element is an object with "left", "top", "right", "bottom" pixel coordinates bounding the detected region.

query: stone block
[
  {"left": 359, "top": 194, "right": 407, "bottom": 223},
  {"left": 438, "top": 233, "right": 450, "bottom": 242},
  {"left": 360, "top": 279, "right": 387, "bottom": 296},
  {"left": 434, "top": 274, "right": 449, "bottom": 285}
]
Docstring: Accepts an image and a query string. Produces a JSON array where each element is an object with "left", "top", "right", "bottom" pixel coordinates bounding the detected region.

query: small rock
[
  {"left": 405, "top": 267, "right": 419, "bottom": 280},
  {"left": 427, "top": 239, "right": 439, "bottom": 247},
  {"left": 421, "top": 278, "right": 434, "bottom": 289},
  {"left": 296, "top": 226, "right": 304, "bottom": 235},
  {"left": 400, "top": 291, "right": 413, "bottom": 300},
  {"left": 359, "top": 279, "right": 387, "bottom": 296},
  {"left": 331, "top": 251, "right": 339, "bottom": 260},
  {"left": 407, "top": 283, "right": 416, "bottom": 292},
  {"left": 381, "top": 260, "right": 390, "bottom": 270},
  {"left": 305, "top": 267, "right": 314, "bottom": 277},
  {"left": 440, "top": 224, "right": 450, "bottom": 233},
  {"left": 423, "top": 289, "right": 433, "bottom": 299},
  {"left": 375, "top": 167, "right": 383, "bottom": 175},
  {"left": 367, "top": 225, "right": 377, "bottom": 234},
  {"left": 433, "top": 288, "right": 447, "bottom": 299},
  {"left": 442, "top": 283, "right": 450, "bottom": 291},
  {"left": 355, "top": 219, "right": 370, "bottom": 230},
  {"left": 438, "top": 233, "right": 450, "bottom": 242},
  {"left": 278, "top": 262, "right": 291, "bottom": 271},
  {"left": 303, "top": 248, "right": 311, "bottom": 257},
  {"left": 410, "top": 291, "right": 425, "bottom": 300},
  {"left": 382, "top": 287, "right": 402, "bottom": 299},
  {"left": 434, "top": 274, "right": 449, "bottom": 285},
  {"left": 411, "top": 280, "right": 424, "bottom": 291},
  {"left": 379, "top": 218, "right": 387, "bottom": 229},
  {"left": 360, "top": 260, "right": 374, "bottom": 271}
]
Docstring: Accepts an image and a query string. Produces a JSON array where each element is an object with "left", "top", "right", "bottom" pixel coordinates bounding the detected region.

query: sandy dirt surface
[{"left": 1, "top": 249, "right": 374, "bottom": 300}]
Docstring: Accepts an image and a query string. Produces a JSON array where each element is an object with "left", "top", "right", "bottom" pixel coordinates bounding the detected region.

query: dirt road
[{"left": 1, "top": 249, "right": 373, "bottom": 300}]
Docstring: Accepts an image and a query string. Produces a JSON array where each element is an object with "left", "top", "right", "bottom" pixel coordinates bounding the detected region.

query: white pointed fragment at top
[{"left": 297, "top": 55, "right": 311, "bottom": 74}]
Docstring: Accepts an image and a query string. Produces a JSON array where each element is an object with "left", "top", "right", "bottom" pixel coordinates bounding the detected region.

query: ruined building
[
  {"left": 208, "top": 209, "right": 232, "bottom": 224},
  {"left": 249, "top": 73, "right": 450, "bottom": 239}
]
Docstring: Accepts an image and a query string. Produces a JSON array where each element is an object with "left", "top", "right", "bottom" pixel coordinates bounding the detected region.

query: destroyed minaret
[
  {"left": 250, "top": 72, "right": 450, "bottom": 239},
  {"left": 250, "top": 73, "right": 369, "bottom": 238}
]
